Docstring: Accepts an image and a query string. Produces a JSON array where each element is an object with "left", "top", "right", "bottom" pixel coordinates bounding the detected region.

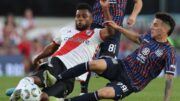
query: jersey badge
[
  {"left": 86, "top": 30, "right": 92, "bottom": 36},
  {"left": 155, "top": 49, "right": 163, "bottom": 57},
  {"left": 142, "top": 47, "right": 150, "bottom": 56}
]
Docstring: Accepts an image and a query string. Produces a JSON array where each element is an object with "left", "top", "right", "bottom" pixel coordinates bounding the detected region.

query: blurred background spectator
[
  {"left": 20, "top": 8, "right": 36, "bottom": 34},
  {"left": 0, "top": 13, "right": 20, "bottom": 55}
]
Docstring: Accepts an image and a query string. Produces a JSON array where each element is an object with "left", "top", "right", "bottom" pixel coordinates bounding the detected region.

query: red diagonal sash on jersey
[{"left": 52, "top": 30, "right": 94, "bottom": 56}]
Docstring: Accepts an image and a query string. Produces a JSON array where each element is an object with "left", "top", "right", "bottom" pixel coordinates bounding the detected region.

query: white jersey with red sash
[{"left": 52, "top": 26, "right": 103, "bottom": 80}]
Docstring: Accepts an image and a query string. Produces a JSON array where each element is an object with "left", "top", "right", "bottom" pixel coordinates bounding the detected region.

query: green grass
[{"left": 0, "top": 76, "right": 180, "bottom": 101}]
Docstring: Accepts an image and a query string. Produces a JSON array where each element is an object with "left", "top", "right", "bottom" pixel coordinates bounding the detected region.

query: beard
[{"left": 76, "top": 23, "right": 89, "bottom": 31}]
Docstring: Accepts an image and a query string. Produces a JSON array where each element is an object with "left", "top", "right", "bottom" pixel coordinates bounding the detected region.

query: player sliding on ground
[
  {"left": 45, "top": 12, "right": 176, "bottom": 101},
  {"left": 8, "top": 1, "right": 117, "bottom": 101},
  {"left": 80, "top": 0, "right": 143, "bottom": 94}
]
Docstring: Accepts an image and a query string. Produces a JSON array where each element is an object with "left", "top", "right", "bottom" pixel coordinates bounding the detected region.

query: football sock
[
  {"left": 57, "top": 62, "right": 89, "bottom": 80},
  {"left": 80, "top": 72, "right": 91, "bottom": 93},
  {"left": 65, "top": 91, "right": 99, "bottom": 101}
]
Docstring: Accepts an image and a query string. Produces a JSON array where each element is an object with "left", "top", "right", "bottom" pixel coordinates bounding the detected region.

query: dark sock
[
  {"left": 80, "top": 72, "right": 91, "bottom": 93},
  {"left": 57, "top": 62, "right": 89, "bottom": 80},
  {"left": 65, "top": 91, "right": 99, "bottom": 101}
]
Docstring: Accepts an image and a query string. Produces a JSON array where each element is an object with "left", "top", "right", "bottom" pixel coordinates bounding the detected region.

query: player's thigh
[
  {"left": 98, "top": 58, "right": 120, "bottom": 81},
  {"left": 50, "top": 57, "right": 67, "bottom": 76},
  {"left": 89, "top": 59, "right": 107, "bottom": 74},
  {"left": 106, "top": 81, "right": 134, "bottom": 100}
]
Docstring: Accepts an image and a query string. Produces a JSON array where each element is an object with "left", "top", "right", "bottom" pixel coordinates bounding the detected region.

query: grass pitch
[{"left": 0, "top": 76, "right": 179, "bottom": 101}]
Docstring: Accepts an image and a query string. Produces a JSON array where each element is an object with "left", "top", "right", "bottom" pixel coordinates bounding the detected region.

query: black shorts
[
  {"left": 42, "top": 78, "right": 75, "bottom": 98},
  {"left": 100, "top": 58, "right": 134, "bottom": 100},
  {"left": 91, "top": 23, "right": 121, "bottom": 58},
  {"left": 32, "top": 57, "right": 75, "bottom": 98}
]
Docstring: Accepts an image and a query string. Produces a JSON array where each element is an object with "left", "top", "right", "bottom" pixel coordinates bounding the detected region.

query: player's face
[
  {"left": 150, "top": 18, "right": 165, "bottom": 38},
  {"left": 75, "top": 10, "right": 93, "bottom": 31}
]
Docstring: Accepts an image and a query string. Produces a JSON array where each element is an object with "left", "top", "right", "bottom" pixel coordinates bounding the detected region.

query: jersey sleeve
[
  {"left": 164, "top": 48, "right": 176, "bottom": 75},
  {"left": 93, "top": 28, "right": 104, "bottom": 43},
  {"left": 52, "top": 28, "right": 64, "bottom": 45},
  {"left": 139, "top": 32, "right": 151, "bottom": 43}
]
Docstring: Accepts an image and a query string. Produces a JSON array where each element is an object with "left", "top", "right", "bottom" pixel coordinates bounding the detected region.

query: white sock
[{"left": 15, "top": 77, "right": 34, "bottom": 90}]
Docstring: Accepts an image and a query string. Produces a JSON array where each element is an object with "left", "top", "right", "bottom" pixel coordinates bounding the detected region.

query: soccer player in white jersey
[{"left": 9, "top": 1, "right": 115, "bottom": 101}]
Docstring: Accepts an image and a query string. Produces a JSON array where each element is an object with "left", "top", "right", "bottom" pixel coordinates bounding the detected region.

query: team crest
[
  {"left": 155, "top": 49, "right": 163, "bottom": 57},
  {"left": 142, "top": 47, "right": 150, "bottom": 56},
  {"left": 86, "top": 30, "right": 92, "bottom": 36}
]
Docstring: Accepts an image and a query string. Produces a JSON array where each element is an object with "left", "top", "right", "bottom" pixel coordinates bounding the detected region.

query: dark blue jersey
[
  {"left": 122, "top": 33, "right": 176, "bottom": 91},
  {"left": 93, "top": 0, "right": 128, "bottom": 26}
]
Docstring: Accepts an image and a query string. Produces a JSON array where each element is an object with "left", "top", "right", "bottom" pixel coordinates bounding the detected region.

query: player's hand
[
  {"left": 127, "top": 15, "right": 136, "bottom": 27},
  {"left": 104, "top": 21, "right": 120, "bottom": 30},
  {"left": 32, "top": 57, "right": 43, "bottom": 69},
  {"left": 100, "top": 0, "right": 110, "bottom": 9}
]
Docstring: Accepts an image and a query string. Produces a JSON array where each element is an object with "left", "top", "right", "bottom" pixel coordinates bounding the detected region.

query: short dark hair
[
  {"left": 155, "top": 12, "right": 176, "bottom": 36},
  {"left": 76, "top": 3, "right": 92, "bottom": 13}
]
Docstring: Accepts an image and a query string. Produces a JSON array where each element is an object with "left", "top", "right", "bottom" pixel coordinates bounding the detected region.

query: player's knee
[
  {"left": 98, "top": 89, "right": 112, "bottom": 97},
  {"left": 97, "top": 87, "right": 115, "bottom": 99},
  {"left": 40, "top": 92, "right": 49, "bottom": 101},
  {"left": 88, "top": 60, "right": 107, "bottom": 74},
  {"left": 89, "top": 61, "right": 99, "bottom": 70}
]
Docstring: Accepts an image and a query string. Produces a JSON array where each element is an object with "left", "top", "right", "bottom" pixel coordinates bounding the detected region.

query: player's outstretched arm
[
  {"left": 127, "top": 0, "right": 143, "bottom": 26},
  {"left": 164, "top": 74, "right": 173, "bottom": 101},
  {"left": 33, "top": 42, "right": 59, "bottom": 68},
  {"left": 99, "top": 0, "right": 115, "bottom": 40},
  {"left": 106, "top": 21, "right": 141, "bottom": 44}
]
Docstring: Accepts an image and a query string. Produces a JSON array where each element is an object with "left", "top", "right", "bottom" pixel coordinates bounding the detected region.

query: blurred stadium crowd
[
  {"left": 0, "top": 9, "right": 53, "bottom": 73},
  {"left": 0, "top": 8, "right": 180, "bottom": 74}
]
